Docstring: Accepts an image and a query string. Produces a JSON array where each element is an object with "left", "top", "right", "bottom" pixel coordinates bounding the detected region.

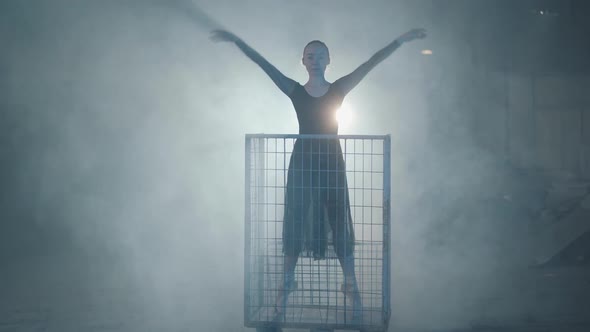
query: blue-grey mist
[{"left": 0, "top": 1, "right": 551, "bottom": 331}]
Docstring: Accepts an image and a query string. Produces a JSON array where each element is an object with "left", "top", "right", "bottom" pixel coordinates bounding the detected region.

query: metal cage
[{"left": 244, "top": 134, "right": 391, "bottom": 332}]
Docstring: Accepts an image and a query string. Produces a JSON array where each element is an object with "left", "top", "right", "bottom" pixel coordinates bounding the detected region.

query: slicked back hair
[{"left": 304, "top": 40, "right": 329, "bottom": 57}]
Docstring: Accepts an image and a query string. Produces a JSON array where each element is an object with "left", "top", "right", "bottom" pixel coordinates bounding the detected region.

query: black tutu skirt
[{"left": 282, "top": 138, "right": 355, "bottom": 259}]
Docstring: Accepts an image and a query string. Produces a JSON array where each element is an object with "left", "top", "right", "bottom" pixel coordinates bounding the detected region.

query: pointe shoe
[
  {"left": 271, "top": 306, "right": 285, "bottom": 323},
  {"left": 272, "top": 280, "right": 298, "bottom": 322},
  {"left": 341, "top": 282, "right": 362, "bottom": 323}
]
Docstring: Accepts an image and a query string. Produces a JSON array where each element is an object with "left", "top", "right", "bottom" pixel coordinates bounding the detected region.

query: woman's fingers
[
  {"left": 416, "top": 28, "right": 427, "bottom": 38},
  {"left": 210, "top": 29, "right": 227, "bottom": 41},
  {"left": 209, "top": 29, "right": 238, "bottom": 42},
  {"left": 402, "top": 28, "right": 427, "bottom": 42}
]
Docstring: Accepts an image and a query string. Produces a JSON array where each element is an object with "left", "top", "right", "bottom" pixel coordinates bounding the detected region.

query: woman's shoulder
[
  {"left": 329, "top": 79, "right": 347, "bottom": 97},
  {"left": 288, "top": 82, "right": 304, "bottom": 98}
]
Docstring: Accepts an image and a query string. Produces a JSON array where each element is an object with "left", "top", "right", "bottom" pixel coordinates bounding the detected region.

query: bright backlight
[{"left": 336, "top": 101, "right": 353, "bottom": 129}]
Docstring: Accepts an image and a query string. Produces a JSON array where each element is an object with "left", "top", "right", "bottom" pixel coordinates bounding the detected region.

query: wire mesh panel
[{"left": 244, "top": 134, "right": 391, "bottom": 331}]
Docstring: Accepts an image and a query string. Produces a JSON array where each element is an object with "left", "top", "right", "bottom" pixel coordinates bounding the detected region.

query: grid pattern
[{"left": 244, "top": 134, "right": 391, "bottom": 331}]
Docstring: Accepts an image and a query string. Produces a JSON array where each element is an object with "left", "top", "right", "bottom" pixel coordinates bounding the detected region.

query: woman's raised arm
[
  {"left": 335, "top": 28, "right": 427, "bottom": 95},
  {"left": 210, "top": 29, "right": 297, "bottom": 96}
]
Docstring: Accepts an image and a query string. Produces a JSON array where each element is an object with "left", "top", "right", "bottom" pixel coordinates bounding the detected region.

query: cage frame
[{"left": 244, "top": 134, "right": 391, "bottom": 332}]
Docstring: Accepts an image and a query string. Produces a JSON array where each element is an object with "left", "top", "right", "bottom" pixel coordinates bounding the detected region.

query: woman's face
[{"left": 302, "top": 43, "right": 330, "bottom": 76}]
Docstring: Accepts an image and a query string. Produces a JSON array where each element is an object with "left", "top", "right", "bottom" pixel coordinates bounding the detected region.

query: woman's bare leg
[
  {"left": 273, "top": 255, "right": 299, "bottom": 321},
  {"left": 338, "top": 254, "right": 362, "bottom": 320}
]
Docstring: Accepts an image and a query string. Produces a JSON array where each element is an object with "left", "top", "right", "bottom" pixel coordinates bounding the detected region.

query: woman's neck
[{"left": 305, "top": 73, "right": 329, "bottom": 87}]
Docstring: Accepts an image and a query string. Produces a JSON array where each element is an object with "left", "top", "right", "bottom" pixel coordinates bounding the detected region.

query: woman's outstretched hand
[
  {"left": 397, "top": 28, "right": 427, "bottom": 43},
  {"left": 210, "top": 29, "right": 240, "bottom": 43}
]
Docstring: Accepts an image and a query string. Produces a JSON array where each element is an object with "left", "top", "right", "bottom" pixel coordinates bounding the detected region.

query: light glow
[{"left": 336, "top": 101, "right": 354, "bottom": 129}]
